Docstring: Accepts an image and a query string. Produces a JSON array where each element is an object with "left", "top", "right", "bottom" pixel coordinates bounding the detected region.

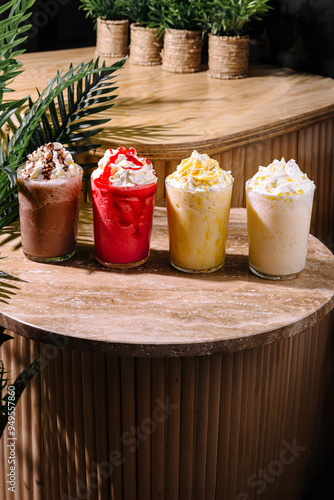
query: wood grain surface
[{"left": 12, "top": 48, "right": 334, "bottom": 156}]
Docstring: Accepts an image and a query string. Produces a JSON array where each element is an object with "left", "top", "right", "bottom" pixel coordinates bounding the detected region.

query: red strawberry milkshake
[{"left": 91, "top": 147, "right": 158, "bottom": 268}]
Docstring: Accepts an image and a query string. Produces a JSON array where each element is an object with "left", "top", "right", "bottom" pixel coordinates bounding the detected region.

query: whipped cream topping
[
  {"left": 166, "top": 150, "right": 233, "bottom": 192},
  {"left": 247, "top": 158, "right": 315, "bottom": 196},
  {"left": 91, "top": 147, "right": 157, "bottom": 186},
  {"left": 18, "top": 142, "right": 81, "bottom": 180}
]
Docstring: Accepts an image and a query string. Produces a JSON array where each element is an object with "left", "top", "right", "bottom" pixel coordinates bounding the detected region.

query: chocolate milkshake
[{"left": 17, "top": 142, "right": 83, "bottom": 262}]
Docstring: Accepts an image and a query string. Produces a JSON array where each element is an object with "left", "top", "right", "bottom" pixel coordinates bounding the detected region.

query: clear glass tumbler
[
  {"left": 165, "top": 179, "right": 233, "bottom": 273},
  {"left": 91, "top": 176, "right": 157, "bottom": 268},
  {"left": 246, "top": 181, "right": 315, "bottom": 280},
  {"left": 17, "top": 167, "right": 83, "bottom": 263}
]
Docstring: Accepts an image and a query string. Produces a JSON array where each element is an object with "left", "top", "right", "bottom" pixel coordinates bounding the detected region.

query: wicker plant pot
[
  {"left": 96, "top": 18, "right": 129, "bottom": 58},
  {"left": 161, "top": 28, "right": 202, "bottom": 73},
  {"left": 208, "top": 34, "right": 249, "bottom": 79},
  {"left": 129, "top": 24, "right": 163, "bottom": 66}
]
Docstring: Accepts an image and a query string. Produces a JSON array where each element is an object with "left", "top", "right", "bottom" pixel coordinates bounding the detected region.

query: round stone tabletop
[{"left": 0, "top": 206, "right": 333, "bottom": 356}]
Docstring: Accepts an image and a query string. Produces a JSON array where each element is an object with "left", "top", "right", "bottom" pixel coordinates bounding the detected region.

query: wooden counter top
[
  {"left": 0, "top": 206, "right": 333, "bottom": 356},
  {"left": 11, "top": 48, "right": 334, "bottom": 248},
  {"left": 12, "top": 47, "right": 334, "bottom": 158}
]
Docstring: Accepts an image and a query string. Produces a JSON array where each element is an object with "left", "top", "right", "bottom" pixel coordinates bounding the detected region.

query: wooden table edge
[{"left": 92, "top": 105, "right": 334, "bottom": 159}]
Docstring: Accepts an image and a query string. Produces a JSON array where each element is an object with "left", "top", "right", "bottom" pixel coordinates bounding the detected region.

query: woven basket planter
[
  {"left": 161, "top": 29, "right": 202, "bottom": 73},
  {"left": 129, "top": 24, "right": 163, "bottom": 66},
  {"left": 208, "top": 34, "right": 249, "bottom": 79},
  {"left": 96, "top": 18, "right": 129, "bottom": 58}
]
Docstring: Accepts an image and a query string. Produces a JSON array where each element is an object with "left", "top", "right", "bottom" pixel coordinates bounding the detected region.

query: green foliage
[
  {"left": 145, "top": 0, "right": 205, "bottom": 36},
  {"left": 202, "top": 0, "right": 272, "bottom": 36},
  {"left": 79, "top": 0, "right": 125, "bottom": 24},
  {"left": 120, "top": 0, "right": 160, "bottom": 27},
  {"left": 0, "top": 58, "right": 126, "bottom": 230},
  {"left": 0, "top": 0, "right": 126, "bottom": 231}
]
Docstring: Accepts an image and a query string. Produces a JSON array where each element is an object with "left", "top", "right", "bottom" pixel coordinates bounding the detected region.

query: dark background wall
[
  {"left": 21, "top": 0, "right": 334, "bottom": 79},
  {"left": 256, "top": 0, "right": 334, "bottom": 78},
  {"left": 22, "top": 0, "right": 96, "bottom": 52}
]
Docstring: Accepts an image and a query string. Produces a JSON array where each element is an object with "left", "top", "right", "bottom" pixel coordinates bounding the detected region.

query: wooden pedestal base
[{"left": 1, "top": 313, "right": 334, "bottom": 500}]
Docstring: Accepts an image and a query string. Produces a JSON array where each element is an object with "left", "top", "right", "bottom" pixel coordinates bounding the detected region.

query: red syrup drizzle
[{"left": 98, "top": 147, "right": 152, "bottom": 184}]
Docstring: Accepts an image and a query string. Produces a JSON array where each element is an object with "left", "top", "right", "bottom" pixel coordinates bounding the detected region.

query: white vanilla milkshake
[{"left": 246, "top": 158, "right": 315, "bottom": 279}]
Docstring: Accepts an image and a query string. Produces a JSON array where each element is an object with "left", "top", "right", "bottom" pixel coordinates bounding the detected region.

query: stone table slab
[{"left": 0, "top": 206, "right": 333, "bottom": 356}]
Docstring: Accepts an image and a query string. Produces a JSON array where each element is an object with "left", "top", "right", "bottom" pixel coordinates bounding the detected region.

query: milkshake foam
[
  {"left": 19, "top": 142, "right": 81, "bottom": 180},
  {"left": 92, "top": 146, "right": 157, "bottom": 186}
]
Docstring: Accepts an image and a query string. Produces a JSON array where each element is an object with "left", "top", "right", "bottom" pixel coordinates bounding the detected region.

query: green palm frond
[
  {"left": 0, "top": 0, "right": 35, "bottom": 99},
  {"left": 0, "top": 108, "right": 25, "bottom": 142},
  {"left": 0, "top": 0, "right": 34, "bottom": 159},
  {"left": 3, "top": 57, "right": 125, "bottom": 167},
  {"left": 0, "top": 354, "right": 40, "bottom": 438},
  {"left": 28, "top": 60, "right": 121, "bottom": 155},
  {"left": 0, "top": 56, "right": 126, "bottom": 230}
]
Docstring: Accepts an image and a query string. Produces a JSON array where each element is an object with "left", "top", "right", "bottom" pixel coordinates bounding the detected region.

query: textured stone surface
[{"left": 0, "top": 206, "right": 333, "bottom": 356}]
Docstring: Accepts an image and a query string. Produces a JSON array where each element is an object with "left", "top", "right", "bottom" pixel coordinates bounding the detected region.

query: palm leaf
[
  {"left": 0, "top": 98, "right": 26, "bottom": 130},
  {"left": 6, "top": 57, "right": 126, "bottom": 162},
  {"left": 0, "top": 0, "right": 35, "bottom": 97},
  {"left": 0, "top": 0, "right": 127, "bottom": 231},
  {"left": 0, "top": 57, "right": 126, "bottom": 230}
]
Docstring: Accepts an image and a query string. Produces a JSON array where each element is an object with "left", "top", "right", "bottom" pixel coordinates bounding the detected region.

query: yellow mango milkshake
[
  {"left": 165, "top": 151, "right": 234, "bottom": 273},
  {"left": 246, "top": 158, "right": 315, "bottom": 280}
]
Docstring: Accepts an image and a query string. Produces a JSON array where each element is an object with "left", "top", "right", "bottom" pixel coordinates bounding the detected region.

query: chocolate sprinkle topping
[{"left": 26, "top": 142, "right": 71, "bottom": 179}]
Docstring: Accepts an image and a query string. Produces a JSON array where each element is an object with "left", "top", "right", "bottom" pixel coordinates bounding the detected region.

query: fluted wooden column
[{"left": 2, "top": 312, "right": 333, "bottom": 500}]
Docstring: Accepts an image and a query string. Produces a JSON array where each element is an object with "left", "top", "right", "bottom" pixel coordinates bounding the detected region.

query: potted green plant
[
  {"left": 121, "top": 0, "right": 163, "bottom": 66},
  {"left": 0, "top": 0, "right": 125, "bottom": 436},
  {"left": 203, "top": 0, "right": 272, "bottom": 79},
  {"left": 147, "top": 0, "right": 205, "bottom": 73},
  {"left": 80, "top": 0, "right": 129, "bottom": 58}
]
